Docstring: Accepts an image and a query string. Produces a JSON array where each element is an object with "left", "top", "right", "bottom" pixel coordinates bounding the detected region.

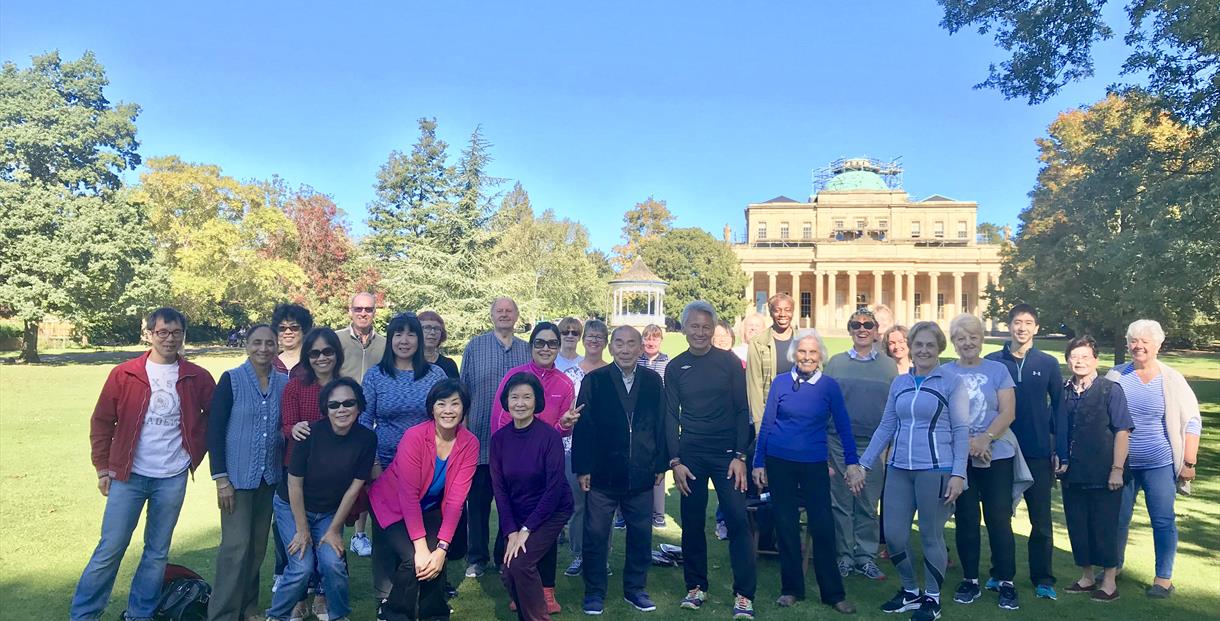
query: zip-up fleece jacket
[
  {"left": 572, "top": 364, "right": 668, "bottom": 494},
  {"left": 859, "top": 368, "right": 970, "bottom": 479},
  {"left": 90, "top": 351, "right": 217, "bottom": 482},
  {"left": 985, "top": 342, "right": 1062, "bottom": 459}
]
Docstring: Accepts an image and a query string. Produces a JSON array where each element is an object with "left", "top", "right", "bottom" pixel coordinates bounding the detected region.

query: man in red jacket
[{"left": 71, "top": 307, "right": 216, "bottom": 621}]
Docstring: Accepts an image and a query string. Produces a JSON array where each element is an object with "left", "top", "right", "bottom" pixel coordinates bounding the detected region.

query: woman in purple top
[{"left": 490, "top": 372, "right": 574, "bottom": 621}]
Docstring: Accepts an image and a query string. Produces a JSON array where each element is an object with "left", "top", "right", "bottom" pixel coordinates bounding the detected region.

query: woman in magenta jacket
[{"left": 369, "top": 379, "right": 479, "bottom": 620}]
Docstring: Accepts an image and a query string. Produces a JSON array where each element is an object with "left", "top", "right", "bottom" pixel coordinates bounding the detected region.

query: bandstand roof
[{"left": 609, "top": 258, "right": 667, "bottom": 286}]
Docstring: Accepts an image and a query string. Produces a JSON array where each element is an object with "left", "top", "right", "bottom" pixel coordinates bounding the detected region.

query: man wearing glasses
[
  {"left": 824, "top": 308, "right": 898, "bottom": 580},
  {"left": 72, "top": 307, "right": 217, "bottom": 621},
  {"left": 338, "top": 292, "right": 385, "bottom": 384}
]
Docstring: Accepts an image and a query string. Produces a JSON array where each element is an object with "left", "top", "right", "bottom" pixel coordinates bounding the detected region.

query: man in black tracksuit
[
  {"left": 573, "top": 326, "right": 668, "bottom": 614},
  {"left": 985, "top": 304, "right": 1063, "bottom": 597}
]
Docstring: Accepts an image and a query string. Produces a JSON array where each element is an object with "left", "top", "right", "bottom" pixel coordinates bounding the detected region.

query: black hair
[
  {"left": 301, "top": 327, "right": 345, "bottom": 386},
  {"left": 499, "top": 371, "right": 545, "bottom": 414},
  {"left": 426, "top": 379, "right": 470, "bottom": 424},
  {"left": 318, "top": 376, "right": 366, "bottom": 420},
  {"left": 145, "top": 307, "right": 187, "bottom": 331},
  {"left": 1064, "top": 335, "right": 1099, "bottom": 361},
  {"left": 271, "top": 303, "right": 314, "bottom": 335},
  {"left": 1007, "top": 303, "right": 1039, "bottom": 324},
  {"left": 378, "top": 312, "right": 429, "bottom": 380},
  {"left": 245, "top": 323, "right": 274, "bottom": 342},
  {"left": 529, "top": 321, "right": 560, "bottom": 347}
]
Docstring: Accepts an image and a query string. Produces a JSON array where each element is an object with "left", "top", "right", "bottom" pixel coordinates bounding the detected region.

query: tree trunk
[
  {"left": 20, "top": 319, "right": 40, "bottom": 364},
  {"left": 1113, "top": 333, "right": 1126, "bottom": 366}
]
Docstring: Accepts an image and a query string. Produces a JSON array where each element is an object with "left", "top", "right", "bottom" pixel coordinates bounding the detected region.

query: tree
[
  {"left": 365, "top": 118, "right": 453, "bottom": 259},
  {"left": 612, "top": 196, "right": 674, "bottom": 268},
  {"left": 0, "top": 51, "right": 147, "bottom": 361},
  {"left": 989, "top": 94, "right": 1220, "bottom": 362},
  {"left": 279, "top": 187, "right": 373, "bottom": 328},
  {"left": 938, "top": 0, "right": 1220, "bottom": 128},
  {"left": 639, "top": 227, "right": 748, "bottom": 325},
  {"left": 976, "top": 221, "right": 1006, "bottom": 243}
]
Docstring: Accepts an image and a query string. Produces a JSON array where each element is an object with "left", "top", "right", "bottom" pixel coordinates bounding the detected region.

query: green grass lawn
[{"left": 1, "top": 335, "right": 1217, "bottom": 620}]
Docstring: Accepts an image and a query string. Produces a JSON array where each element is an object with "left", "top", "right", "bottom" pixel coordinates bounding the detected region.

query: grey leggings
[{"left": 883, "top": 467, "right": 954, "bottom": 596}]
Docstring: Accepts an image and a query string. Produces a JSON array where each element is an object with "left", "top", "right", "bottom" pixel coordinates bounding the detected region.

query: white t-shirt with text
[{"left": 131, "top": 360, "right": 192, "bottom": 478}]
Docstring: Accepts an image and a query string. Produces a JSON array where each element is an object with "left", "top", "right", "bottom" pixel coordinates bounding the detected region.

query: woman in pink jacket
[
  {"left": 369, "top": 379, "right": 478, "bottom": 620},
  {"left": 489, "top": 321, "right": 581, "bottom": 613}
]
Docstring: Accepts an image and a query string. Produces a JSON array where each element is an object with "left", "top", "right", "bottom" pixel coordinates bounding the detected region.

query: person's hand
[
  {"left": 578, "top": 474, "right": 591, "bottom": 492},
  {"left": 1109, "top": 469, "right": 1124, "bottom": 490},
  {"left": 291, "top": 420, "right": 312, "bottom": 441},
  {"left": 944, "top": 476, "right": 965, "bottom": 505},
  {"left": 97, "top": 474, "right": 111, "bottom": 497},
  {"left": 845, "top": 464, "right": 867, "bottom": 495},
  {"left": 320, "top": 529, "right": 345, "bottom": 558},
  {"left": 727, "top": 458, "right": 747, "bottom": 493},
  {"left": 416, "top": 547, "right": 447, "bottom": 581},
  {"left": 1051, "top": 454, "right": 1059, "bottom": 471},
  {"left": 287, "top": 529, "right": 312, "bottom": 559},
  {"left": 654, "top": 472, "right": 666, "bottom": 486},
  {"left": 559, "top": 403, "right": 585, "bottom": 430},
  {"left": 370, "top": 462, "right": 383, "bottom": 481},
  {"left": 1179, "top": 464, "right": 1197, "bottom": 482},
  {"left": 969, "top": 435, "right": 992, "bottom": 459},
  {"left": 1055, "top": 460, "right": 1069, "bottom": 476},
  {"left": 672, "top": 463, "right": 695, "bottom": 496},
  {"left": 216, "top": 479, "right": 235, "bottom": 514},
  {"left": 503, "top": 530, "right": 530, "bottom": 567},
  {"left": 752, "top": 467, "right": 767, "bottom": 489}
]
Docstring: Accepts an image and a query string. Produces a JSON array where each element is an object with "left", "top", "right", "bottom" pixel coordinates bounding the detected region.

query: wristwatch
[
  {"left": 437, "top": 541, "right": 450, "bottom": 552},
  {"left": 734, "top": 452, "right": 747, "bottom": 462},
  {"left": 520, "top": 526, "right": 531, "bottom": 535},
  {"left": 1184, "top": 461, "right": 1196, "bottom": 469},
  {"left": 669, "top": 457, "right": 682, "bottom": 469}
]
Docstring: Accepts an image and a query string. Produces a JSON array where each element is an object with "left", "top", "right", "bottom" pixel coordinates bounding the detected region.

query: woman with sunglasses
[
  {"left": 362, "top": 313, "right": 449, "bottom": 600},
  {"left": 272, "top": 303, "right": 315, "bottom": 376},
  {"left": 370, "top": 379, "right": 479, "bottom": 620},
  {"left": 206, "top": 324, "right": 290, "bottom": 621},
  {"left": 418, "top": 310, "right": 459, "bottom": 379},
  {"left": 490, "top": 322, "right": 581, "bottom": 614},
  {"left": 555, "top": 317, "right": 585, "bottom": 373},
  {"left": 266, "top": 377, "right": 377, "bottom": 621},
  {"left": 274, "top": 327, "right": 346, "bottom": 618}
]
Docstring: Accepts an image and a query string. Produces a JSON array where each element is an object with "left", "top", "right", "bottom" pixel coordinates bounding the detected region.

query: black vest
[{"left": 1064, "top": 377, "right": 1124, "bottom": 487}]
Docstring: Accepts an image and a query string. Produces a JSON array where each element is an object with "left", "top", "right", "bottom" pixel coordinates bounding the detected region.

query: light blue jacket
[{"left": 859, "top": 368, "right": 970, "bottom": 478}]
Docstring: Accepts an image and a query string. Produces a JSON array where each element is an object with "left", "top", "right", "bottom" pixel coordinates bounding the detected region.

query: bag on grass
[{"left": 154, "top": 563, "right": 210, "bottom": 621}]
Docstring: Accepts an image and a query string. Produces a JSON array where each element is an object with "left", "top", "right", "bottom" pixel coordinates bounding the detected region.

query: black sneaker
[
  {"left": 954, "top": 580, "right": 982, "bottom": 604},
  {"left": 998, "top": 584, "right": 1019, "bottom": 610},
  {"left": 881, "top": 589, "right": 923, "bottom": 613},
  {"left": 912, "top": 596, "right": 942, "bottom": 621}
]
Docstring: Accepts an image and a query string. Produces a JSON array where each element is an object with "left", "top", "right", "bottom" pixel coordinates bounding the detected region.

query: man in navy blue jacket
[{"left": 985, "top": 304, "right": 1062, "bottom": 599}]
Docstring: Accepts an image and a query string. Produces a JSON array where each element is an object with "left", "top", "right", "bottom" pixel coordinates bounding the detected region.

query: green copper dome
[{"left": 823, "top": 169, "right": 888, "bottom": 191}]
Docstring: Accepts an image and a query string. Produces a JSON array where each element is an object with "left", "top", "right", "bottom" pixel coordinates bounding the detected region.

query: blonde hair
[{"left": 949, "top": 313, "right": 984, "bottom": 341}]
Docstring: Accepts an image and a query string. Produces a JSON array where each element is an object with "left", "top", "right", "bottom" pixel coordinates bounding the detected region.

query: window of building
[
  {"left": 856, "top": 218, "right": 866, "bottom": 229},
  {"left": 780, "top": 222, "right": 789, "bottom": 239},
  {"left": 911, "top": 221, "right": 921, "bottom": 238},
  {"left": 757, "top": 222, "right": 767, "bottom": 240},
  {"left": 937, "top": 293, "right": 945, "bottom": 319},
  {"left": 878, "top": 218, "right": 888, "bottom": 229},
  {"left": 914, "top": 293, "right": 922, "bottom": 319},
  {"left": 957, "top": 221, "right": 968, "bottom": 239},
  {"left": 800, "top": 292, "right": 811, "bottom": 319},
  {"left": 934, "top": 221, "right": 945, "bottom": 238},
  {"left": 833, "top": 218, "right": 845, "bottom": 230},
  {"left": 802, "top": 222, "right": 812, "bottom": 239},
  {"left": 961, "top": 293, "right": 970, "bottom": 314},
  {"left": 856, "top": 293, "right": 868, "bottom": 311}
]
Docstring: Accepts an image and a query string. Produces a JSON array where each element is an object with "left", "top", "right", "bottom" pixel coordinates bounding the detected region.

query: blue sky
[{"left": 2, "top": 1, "right": 1133, "bottom": 252}]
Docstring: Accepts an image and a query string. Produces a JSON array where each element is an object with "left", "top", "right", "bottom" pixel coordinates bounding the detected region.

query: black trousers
[
  {"left": 955, "top": 458, "right": 1016, "bottom": 582},
  {"left": 371, "top": 506, "right": 450, "bottom": 621},
  {"left": 1020, "top": 458, "right": 1056, "bottom": 586},
  {"left": 766, "top": 456, "right": 846, "bottom": 604},
  {"left": 583, "top": 486, "right": 653, "bottom": 598},
  {"left": 679, "top": 450, "right": 756, "bottom": 600},
  {"left": 1062, "top": 484, "right": 1122, "bottom": 569}
]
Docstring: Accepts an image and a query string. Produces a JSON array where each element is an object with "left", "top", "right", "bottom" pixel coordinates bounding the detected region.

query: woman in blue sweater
[{"left": 751, "top": 328, "right": 858, "bottom": 614}]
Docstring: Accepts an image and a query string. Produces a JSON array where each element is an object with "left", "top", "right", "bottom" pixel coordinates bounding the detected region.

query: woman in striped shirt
[{"left": 1105, "top": 319, "right": 1202, "bottom": 599}]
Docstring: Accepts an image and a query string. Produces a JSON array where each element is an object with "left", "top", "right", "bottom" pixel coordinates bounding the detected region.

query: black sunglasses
[
  {"left": 350, "top": 306, "right": 374, "bottom": 313},
  {"left": 327, "top": 399, "right": 358, "bottom": 410},
  {"left": 307, "top": 347, "right": 336, "bottom": 359},
  {"left": 532, "top": 338, "right": 561, "bottom": 350},
  {"left": 848, "top": 321, "right": 877, "bottom": 330},
  {"left": 560, "top": 329, "right": 581, "bottom": 337}
]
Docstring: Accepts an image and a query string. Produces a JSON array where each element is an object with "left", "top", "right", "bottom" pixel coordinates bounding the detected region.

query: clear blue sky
[{"left": 2, "top": 1, "right": 1133, "bottom": 252}]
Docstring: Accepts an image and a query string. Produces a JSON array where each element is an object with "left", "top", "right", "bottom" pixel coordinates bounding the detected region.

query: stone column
[
  {"left": 976, "top": 271, "right": 987, "bottom": 319},
  {"left": 893, "top": 271, "right": 904, "bottom": 326},
  {"left": 767, "top": 271, "right": 778, "bottom": 301},
  {"left": 790, "top": 271, "right": 803, "bottom": 328},
  {"left": 928, "top": 271, "right": 941, "bottom": 325},
  {"left": 744, "top": 271, "right": 753, "bottom": 309},
  {"left": 813, "top": 270, "right": 823, "bottom": 329},
  {"left": 906, "top": 272, "right": 917, "bottom": 324},
  {"left": 847, "top": 271, "right": 859, "bottom": 317},
  {"left": 826, "top": 271, "right": 838, "bottom": 330},
  {"left": 952, "top": 272, "right": 964, "bottom": 320},
  {"left": 872, "top": 270, "right": 884, "bottom": 309}
]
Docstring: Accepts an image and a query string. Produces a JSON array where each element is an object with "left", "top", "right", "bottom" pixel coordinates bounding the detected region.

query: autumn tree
[
  {"left": 278, "top": 187, "right": 374, "bottom": 328},
  {"left": 612, "top": 196, "right": 674, "bottom": 269},
  {"left": 0, "top": 51, "right": 150, "bottom": 361},
  {"left": 990, "top": 94, "right": 1220, "bottom": 361},
  {"left": 639, "top": 227, "right": 748, "bottom": 324}
]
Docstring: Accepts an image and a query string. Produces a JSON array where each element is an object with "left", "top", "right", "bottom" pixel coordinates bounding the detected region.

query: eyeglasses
[
  {"left": 560, "top": 330, "right": 581, "bottom": 337},
  {"left": 278, "top": 324, "right": 302, "bottom": 333},
  {"left": 350, "top": 306, "right": 374, "bottom": 314},
  {"left": 421, "top": 325, "right": 442, "bottom": 334},
  {"left": 532, "top": 339, "right": 561, "bottom": 350},
  {"left": 326, "top": 399, "right": 358, "bottom": 410},
  {"left": 152, "top": 329, "right": 184, "bottom": 339},
  {"left": 848, "top": 321, "right": 877, "bottom": 330},
  {"left": 584, "top": 335, "right": 606, "bottom": 342},
  {"left": 307, "top": 347, "right": 336, "bottom": 360}
]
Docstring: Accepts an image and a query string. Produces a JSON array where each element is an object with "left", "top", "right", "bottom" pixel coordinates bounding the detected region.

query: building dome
[{"left": 822, "top": 169, "right": 888, "bottom": 191}]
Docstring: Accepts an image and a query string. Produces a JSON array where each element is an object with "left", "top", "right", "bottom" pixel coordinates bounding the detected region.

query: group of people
[{"left": 71, "top": 291, "right": 1202, "bottom": 621}]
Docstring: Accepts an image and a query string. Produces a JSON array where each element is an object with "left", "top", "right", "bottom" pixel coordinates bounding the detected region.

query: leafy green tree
[
  {"left": 976, "top": 221, "right": 1006, "bottom": 243},
  {"left": 612, "top": 196, "right": 674, "bottom": 269},
  {"left": 0, "top": 51, "right": 147, "bottom": 361},
  {"left": 639, "top": 227, "right": 748, "bottom": 325},
  {"left": 938, "top": 0, "right": 1220, "bottom": 127},
  {"left": 365, "top": 118, "right": 454, "bottom": 259},
  {"left": 989, "top": 94, "right": 1219, "bottom": 361}
]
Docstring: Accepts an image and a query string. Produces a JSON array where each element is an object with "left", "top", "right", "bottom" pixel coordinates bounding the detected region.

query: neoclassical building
[{"left": 730, "top": 157, "right": 1003, "bottom": 335}]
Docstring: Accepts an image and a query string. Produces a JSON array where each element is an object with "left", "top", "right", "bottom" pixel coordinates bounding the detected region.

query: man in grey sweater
[{"left": 825, "top": 308, "right": 898, "bottom": 580}]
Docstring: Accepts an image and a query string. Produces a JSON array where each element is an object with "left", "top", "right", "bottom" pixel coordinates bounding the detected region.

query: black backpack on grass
[{"left": 143, "top": 564, "right": 210, "bottom": 621}]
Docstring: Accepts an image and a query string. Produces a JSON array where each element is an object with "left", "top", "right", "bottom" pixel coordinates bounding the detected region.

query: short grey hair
[
  {"left": 1126, "top": 319, "right": 1165, "bottom": 347},
  {"left": 610, "top": 324, "right": 641, "bottom": 341},
  {"left": 787, "top": 328, "right": 828, "bottom": 364},
  {"left": 949, "top": 313, "right": 984, "bottom": 341},
  {"left": 490, "top": 296, "right": 519, "bottom": 315},
  {"left": 681, "top": 300, "right": 717, "bottom": 327}
]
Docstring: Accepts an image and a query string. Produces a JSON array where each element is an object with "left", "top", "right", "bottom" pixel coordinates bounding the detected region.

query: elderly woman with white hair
[
  {"left": 1105, "top": 319, "right": 1201, "bottom": 599},
  {"left": 751, "top": 328, "right": 859, "bottom": 613}
]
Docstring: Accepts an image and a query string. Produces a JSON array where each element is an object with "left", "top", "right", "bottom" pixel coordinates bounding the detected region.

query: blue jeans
[
  {"left": 70, "top": 470, "right": 188, "bottom": 621},
  {"left": 1117, "top": 464, "right": 1178, "bottom": 579},
  {"left": 266, "top": 496, "right": 350, "bottom": 620}
]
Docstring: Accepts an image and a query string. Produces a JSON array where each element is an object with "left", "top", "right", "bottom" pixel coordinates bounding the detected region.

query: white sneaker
[{"left": 350, "top": 532, "right": 372, "bottom": 557}]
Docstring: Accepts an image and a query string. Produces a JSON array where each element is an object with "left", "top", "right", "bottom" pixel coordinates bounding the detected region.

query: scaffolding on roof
[{"left": 812, "top": 156, "right": 904, "bottom": 194}]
